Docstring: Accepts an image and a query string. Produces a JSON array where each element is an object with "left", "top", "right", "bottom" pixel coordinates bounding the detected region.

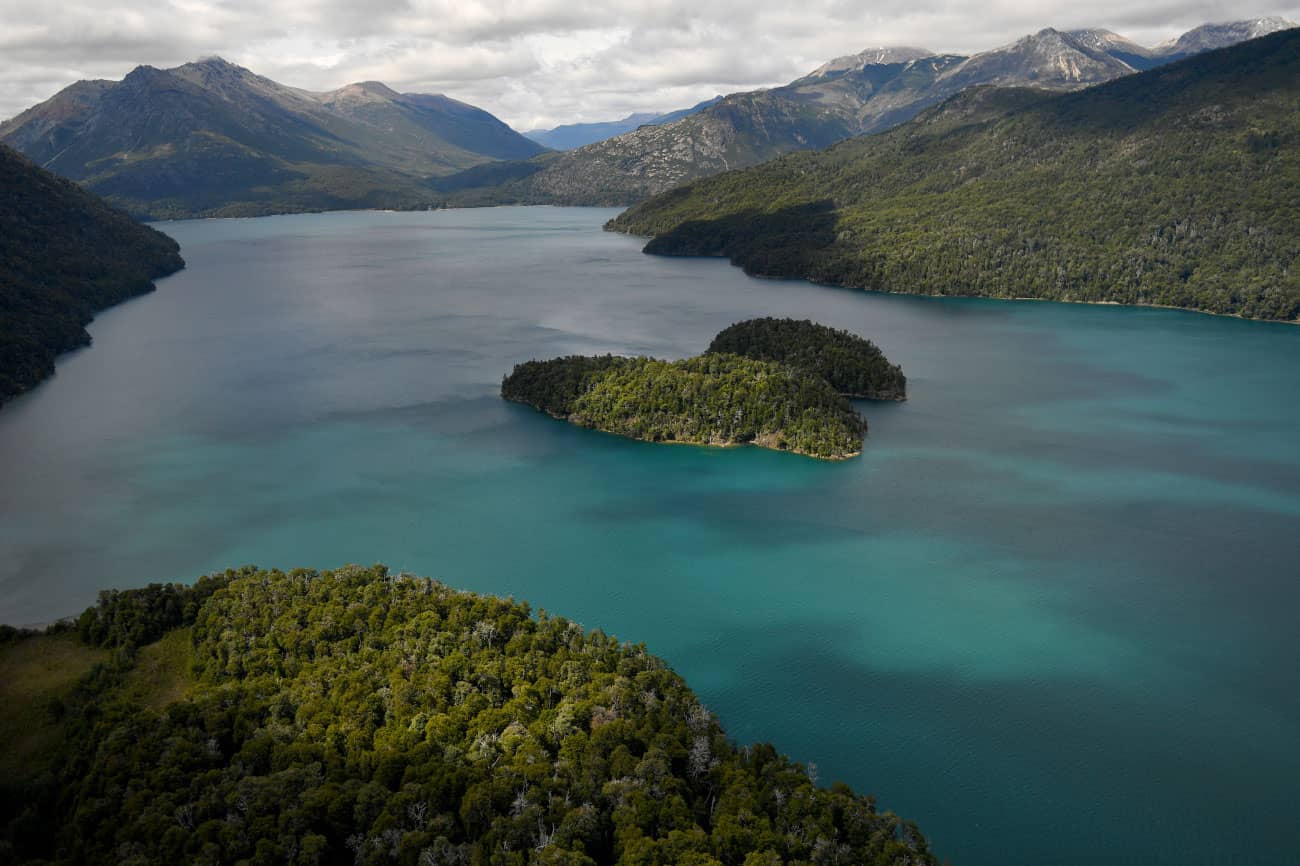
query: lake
[{"left": 1, "top": 207, "right": 1297, "bottom": 865}]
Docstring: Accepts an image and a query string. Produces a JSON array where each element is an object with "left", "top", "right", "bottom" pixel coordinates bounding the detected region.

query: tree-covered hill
[
  {"left": 0, "top": 566, "right": 937, "bottom": 865},
  {"left": 503, "top": 353, "right": 867, "bottom": 460},
  {"left": 499, "top": 354, "right": 633, "bottom": 418},
  {"left": 709, "top": 319, "right": 907, "bottom": 401},
  {"left": 0, "top": 143, "right": 184, "bottom": 406},
  {"left": 609, "top": 29, "right": 1300, "bottom": 322}
]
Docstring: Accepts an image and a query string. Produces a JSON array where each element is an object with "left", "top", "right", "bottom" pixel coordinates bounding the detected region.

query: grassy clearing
[
  {"left": 0, "top": 633, "right": 107, "bottom": 780},
  {"left": 118, "top": 626, "right": 193, "bottom": 711}
]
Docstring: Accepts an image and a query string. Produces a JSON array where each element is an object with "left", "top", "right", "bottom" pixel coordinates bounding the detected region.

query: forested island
[
  {"left": 501, "top": 320, "right": 904, "bottom": 460},
  {"left": 0, "top": 565, "right": 937, "bottom": 865},
  {"left": 608, "top": 29, "right": 1300, "bottom": 322},
  {"left": 0, "top": 143, "right": 184, "bottom": 406}
]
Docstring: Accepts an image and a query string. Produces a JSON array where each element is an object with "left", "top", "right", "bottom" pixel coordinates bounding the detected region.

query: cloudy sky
[{"left": 1, "top": 0, "right": 1296, "bottom": 130}]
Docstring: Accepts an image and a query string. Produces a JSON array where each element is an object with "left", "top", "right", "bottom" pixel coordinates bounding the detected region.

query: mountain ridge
[
  {"left": 3, "top": 18, "right": 1293, "bottom": 216},
  {"left": 451, "top": 17, "right": 1296, "bottom": 206},
  {"left": 608, "top": 28, "right": 1300, "bottom": 322},
  {"left": 0, "top": 57, "right": 545, "bottom": 218}
]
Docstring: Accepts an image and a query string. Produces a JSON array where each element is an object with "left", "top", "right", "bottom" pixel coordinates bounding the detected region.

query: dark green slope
[
  {"left": 0, "top": 565, "right": 938, "bottom": 865},
  {"left": 709, "top": 318, "right": 907, "bottom": 401},
  {"left": 610, "top": 29, "right": 1300, "bottom": 321},
  {"left": 0, "top": 143, "right": 183, "bottom": 405}
]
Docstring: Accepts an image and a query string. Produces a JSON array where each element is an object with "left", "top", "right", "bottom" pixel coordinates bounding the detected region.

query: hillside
[
  {"left": 709, "top": 319, "right": 907, "bottom": 400},
  {"left": 0, "top": 143, "right": 184, "bottom": 405},
  {"left": 0, "top": 566, "right": 937, "bottom": 865},
  {"left": 0, "top": 58, "right": 545, "bottom": 219},
  {"left": 448, "top": 18, "right": 1294, "bottom": 206},
  {"left": 609, "top": 30, "right": 1300, "bottom": 322}
]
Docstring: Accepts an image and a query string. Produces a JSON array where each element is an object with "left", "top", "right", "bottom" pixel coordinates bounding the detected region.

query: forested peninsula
[
  {"left": 0, "top": 143, "right": 184, "bottom": 405},
  {"left": 0, "top": 565, "right": 937, "bottom": 865},
  {"left": 608, "top": 29, "right": 1300, "bottom": 322},
  {"left": 501, "top": 320, "right": 904, "bottom": 460}
]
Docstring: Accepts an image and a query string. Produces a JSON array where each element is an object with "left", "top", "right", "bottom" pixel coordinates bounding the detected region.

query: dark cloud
[{"left": 1, "top": 0, "right": 1296, "bottom": 128}]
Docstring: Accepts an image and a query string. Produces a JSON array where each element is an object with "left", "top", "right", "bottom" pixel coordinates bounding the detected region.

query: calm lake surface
[{"left": 2, "top": 207, "right": 1298, "bottom": 865}]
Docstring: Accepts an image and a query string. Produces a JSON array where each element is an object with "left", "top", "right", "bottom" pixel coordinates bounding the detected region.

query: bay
[{"left": 1, "top": 207, "right": 1297, "bottom": 865}]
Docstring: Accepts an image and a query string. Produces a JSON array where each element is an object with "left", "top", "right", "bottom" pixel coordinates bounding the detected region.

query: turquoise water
[{"left": 1, "top": 208, "right": 1298, "bottom": 865}]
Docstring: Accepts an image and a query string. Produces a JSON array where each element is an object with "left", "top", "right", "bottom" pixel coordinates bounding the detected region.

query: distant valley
[{"left": 523, "top": 97, "right": 722, "bottom": 150}]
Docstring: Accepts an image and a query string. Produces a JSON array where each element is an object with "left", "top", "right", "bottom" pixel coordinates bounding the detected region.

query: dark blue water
[{"left": 1, "top": 208, "right": 1297, "bottom": 865}]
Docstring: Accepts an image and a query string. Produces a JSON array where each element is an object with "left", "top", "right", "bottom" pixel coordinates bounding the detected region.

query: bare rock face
[
  {"left": 802, "top": 47, "right": 937, "bottom": 81},
  {"left": 938, "top": 28, "right": 1136, "bottom": 89}
]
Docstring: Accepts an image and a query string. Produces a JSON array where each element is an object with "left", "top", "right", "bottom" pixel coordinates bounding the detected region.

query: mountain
[
  {"left": 1065, "top": 28, "right": 1160, "bottom": 70},
  {"left": 798, "top": 46, "right": 936, "bottom": 81},
  {"left": 649, "top": 95, "right": 726, "bottom": 126},
  {"left": 445, "top": 51, "right": 965, "bottom": 205},
  {"left": 524, "top": 112, "right": 659, "bottom": 149},
  {"left": 524, "top": 96, "right": 723, "bottom": 150},
  {"left": 0, "top": 565, "right": 940, "bottom": 865},
  {"left": 449, "top": 19, "right": 1296, "bottom": 207},
  {"left": 935, "top": 27, "right": 1136, "bottom": 90},
  {"left": 0, "top": 143, "right": 184, "bottom": 405},
  {"left": 1153, "top": 16, "right": 1295, "bottom": 60},
  {"left": 609, "top": 29, "right": 1300, "bottom": 322},
  {"left": 0, "top": 57, "right": 545, "bottom": 218}
]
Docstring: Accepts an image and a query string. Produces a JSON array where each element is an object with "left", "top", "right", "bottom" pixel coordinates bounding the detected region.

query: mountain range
[
  {"left": 0, "top": 57, "right": 544, "bottom": 218},
  {"left": 1, "top": 18, "right": 1293, "bottom": 217},
  {"left": 523, "top": 97, "right": 722, "bottom": 150},
  {"left": 609, "top": 28, "right": 1300, "bottom": 321},
  {"left": 450, "top": 16, "right": 1296, "bottom": 206}
]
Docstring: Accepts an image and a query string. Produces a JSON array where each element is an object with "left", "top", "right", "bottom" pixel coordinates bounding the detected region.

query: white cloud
[{"left": 1, "top": 0, "right": 1296, "bottom": 129}]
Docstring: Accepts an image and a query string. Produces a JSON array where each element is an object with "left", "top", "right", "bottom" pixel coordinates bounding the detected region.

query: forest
[
  {"left": 0, "top": 143, "right": 185, "bottom": 405},
  {"left": 504, "top": 353, "right": 865, "bottom": 459},
  {"left": 0, "top": 566, "right": 937, "bottom": 866},
  {"left": 708, "top": 319, "right": 906, "bottom": 401},
  {"left": 501, "top": 318, "right": 907, "bottom": 460},
  {"left": 609, "top": 30, "right": 1300, "bottom": 322}
]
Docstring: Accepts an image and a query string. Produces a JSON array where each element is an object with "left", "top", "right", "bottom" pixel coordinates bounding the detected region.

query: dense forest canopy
[
  {"left": 502, "top": 348, "right": 874, "bottom": 460},
  {"left": 499, "top": 355, "right": 633, "bottom": 418},
  {"left": 609, "top": 29, "right": 1300, "bottom": 322},
  {"left": 0, "top": 566, "right": 937, "bottom": 865},
  {"left": 0, "top": 143, "right": 184, "bottom": 405},
  {"left": 708, "top": 319, "right": 907, "bottom": 401},
  {"left": 574, "top": 355, "right": 865, "bottom": 460}
]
